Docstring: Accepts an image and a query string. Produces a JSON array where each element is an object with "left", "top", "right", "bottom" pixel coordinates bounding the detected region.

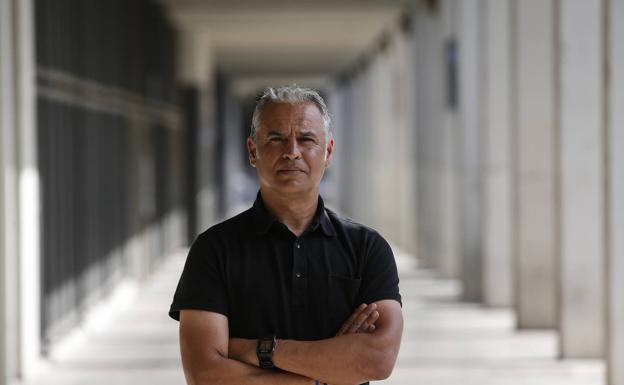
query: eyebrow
[{"left": 265, "top": 130, "right": 318, "bottom": 138}]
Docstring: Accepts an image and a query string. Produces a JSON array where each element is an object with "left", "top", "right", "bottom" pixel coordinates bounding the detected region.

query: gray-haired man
[{"left": 169, "top": 85, "right": 403, "bottom": 385}]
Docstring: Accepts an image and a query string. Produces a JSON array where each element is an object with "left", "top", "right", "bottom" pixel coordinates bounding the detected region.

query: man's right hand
[{"left": 335, "top": 303, "right": 379, "bottom": 336}]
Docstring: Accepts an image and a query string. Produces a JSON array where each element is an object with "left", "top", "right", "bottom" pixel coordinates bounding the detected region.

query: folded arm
[
  {"left": 229, "top": 299, "right": 403, "bottom": 385},
  {"left": 179, "top": 310, "right": 314, "bottom": 385}
]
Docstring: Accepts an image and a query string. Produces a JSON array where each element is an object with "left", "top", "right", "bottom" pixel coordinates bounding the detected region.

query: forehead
[{"left": 257, "top": 102, "right": 324, "bottom": 132}]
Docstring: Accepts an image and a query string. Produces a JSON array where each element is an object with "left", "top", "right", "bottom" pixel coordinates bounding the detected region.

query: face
[{"left": 247, "top": 102, "right": 334, "bottom": 196}]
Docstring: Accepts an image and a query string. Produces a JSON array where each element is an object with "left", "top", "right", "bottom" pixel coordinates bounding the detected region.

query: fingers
[
  {"left": 346, "top": 303, "right": 377, "bottom": 334},
  {"left": 336, "top": 303, "right": 367, "bottom": 336},
  {"left": 360, "top": 310, "right": 379, "bottom": 333},
  {"left": 336, "top": 303, "right": 381, "bottom": 336},
  {"left": 355, "top": 308, "right": 379, "bottom": 334}
]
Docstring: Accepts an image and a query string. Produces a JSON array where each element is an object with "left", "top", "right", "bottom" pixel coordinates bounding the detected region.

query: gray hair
[{"left": 250, "top": 85, "right": 332, "bottom": 141}]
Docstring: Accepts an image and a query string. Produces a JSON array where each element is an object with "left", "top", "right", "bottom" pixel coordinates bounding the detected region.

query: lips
[{"left": 277, "top": 165, "right": 306, "bottom": 173}]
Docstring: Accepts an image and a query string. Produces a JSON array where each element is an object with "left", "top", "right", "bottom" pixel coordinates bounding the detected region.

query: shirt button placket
[
  {"left": 292, "top": 239, "right": 307, "bottom": 306},
  {"left": 294, "top": 241, "right": 303, "bottom": 277}
]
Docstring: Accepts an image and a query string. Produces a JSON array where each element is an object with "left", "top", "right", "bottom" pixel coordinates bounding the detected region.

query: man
[{"left": 169, "top": 85, "right": 403, "bottom": 385}]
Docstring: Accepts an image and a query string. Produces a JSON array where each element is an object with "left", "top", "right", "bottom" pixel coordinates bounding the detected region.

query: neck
[{"left": 260, "top": 188, "right": 320, "bottom": 237}]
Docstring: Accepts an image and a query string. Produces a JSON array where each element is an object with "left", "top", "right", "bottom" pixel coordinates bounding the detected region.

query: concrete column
[
  {"left": 342, "top": 73, "right": 365, "bottom": 221},
  {"left": 608, "top": 0, "right": 624, "bottom": 381},
  {"left": 413, "top": 8, "right": 434, "bottom": 269},
  {"left": 337, "top": 72, "right": 358, "bottom": 221},
  {"left": 0, "top": 0, "right": 41, "bottom": 383},
  {"left": 0, "top": 0, "right": 42, "bottom": 380},
  {"left": 413, "top": 3, "right": 446, "bottom": 271},
  {"left": 331, "top": 80, "right": 356, "bottom": 216},
  {"left": 352, "top": 71, "right": 371, "bottom": 224},
  {"left": 0, "top": 1, "right": 18, "bottom": 384},
  {"left": 358, "top": 65, "right": 375, "bottom": 226},
  {"left": 12, "top": 0, "right": 42, "bottom": 379},
  {"left": 220, "top": 83, "right": 246, "bottom": 215},
  {"left": 370, "top": 44, "right": 394, "bottom": 239},
  {"left": 558, "top": 0, "right": 606, "bottom": 358},
  {"left": 458, "top": 0, "right": 484, "bottom": 302},
  {"left": 386, "top": 35, "right": 406, "bottom": 249},
  {"left": 324, "top": 82, "right": 344, "bottom": 208},
  {"left": 512, "top": 0, "right": 558, "bottom": 328},
  {"left": 412, "top": 3, "right": 440, "bottom": 270},
  {"left": 437, "top": 0, "right": 461, "bottom": 279},
  {"left": 395, "top": 28, "right": 418, "bottom": 256},
  {"left": 176, "top": 28, "right": 217, "bottom": 231},
  {"left": 481, "top": 0, "right": 513, "bottom": 308}
]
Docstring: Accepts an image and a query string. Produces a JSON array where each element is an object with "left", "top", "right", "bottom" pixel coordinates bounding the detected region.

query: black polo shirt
[{"left": 169, "top": 192, "right": 401, "bottom": 343}]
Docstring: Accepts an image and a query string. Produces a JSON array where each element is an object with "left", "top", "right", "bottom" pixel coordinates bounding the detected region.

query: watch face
[{"left": 259, "top": 340, "right": 272, "bottom": 352}]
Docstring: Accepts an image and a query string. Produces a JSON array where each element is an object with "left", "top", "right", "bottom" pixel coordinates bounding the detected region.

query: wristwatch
[{"left": 256, "top": 335, "right": 277, "bottom": 369}]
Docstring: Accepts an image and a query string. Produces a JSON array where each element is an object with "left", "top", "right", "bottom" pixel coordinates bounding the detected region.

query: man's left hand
[{"left": 335, "top": 303, "right": 379, "bottom": 336}]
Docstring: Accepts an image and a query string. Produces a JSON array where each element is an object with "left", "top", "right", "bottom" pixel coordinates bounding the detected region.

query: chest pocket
[{"left": 327, "top": 274, "right": 361, "bottom": 334}]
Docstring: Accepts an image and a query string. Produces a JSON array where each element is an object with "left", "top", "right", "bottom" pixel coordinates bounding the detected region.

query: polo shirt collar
[{"left": 252, "top": 191, "right": 335, "bottom": 237}]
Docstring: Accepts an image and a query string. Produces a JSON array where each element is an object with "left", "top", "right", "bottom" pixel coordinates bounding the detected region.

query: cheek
[{"left": 306, "top": 151, "right": 328, "bottom": 167}]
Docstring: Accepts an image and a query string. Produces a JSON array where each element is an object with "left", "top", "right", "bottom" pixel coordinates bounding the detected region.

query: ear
[
  {"left": 324, "top": 137, "right": 334, "bottom": 166},
  {"left": 247, "top": 137, "right": 258, "bottom": 167}
]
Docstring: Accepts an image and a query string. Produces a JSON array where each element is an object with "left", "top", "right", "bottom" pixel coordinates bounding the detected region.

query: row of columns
[
  {"left": 328, "top": 20, "right": 418, "bottom": 256},
  {"left": 0, "top": 4, "right": 208, "bottom": 385},
  {"left": 331, "top": 0, "right": 623, "bottom": 384},
  {"left": 455, "top": 0, "right": 624, "bottom": 379},
  {"left": 175, "top": 28, "right": 220, "bottom": 240}
]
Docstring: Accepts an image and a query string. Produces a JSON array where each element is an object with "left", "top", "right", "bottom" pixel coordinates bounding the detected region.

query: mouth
[{"left": 277, "top": 168, "right": 305, "bottom": 174}]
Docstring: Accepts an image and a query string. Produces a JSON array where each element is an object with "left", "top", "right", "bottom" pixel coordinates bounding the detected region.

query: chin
[{"left": 271, "top": 182, "right": 313, "bottom": 195}]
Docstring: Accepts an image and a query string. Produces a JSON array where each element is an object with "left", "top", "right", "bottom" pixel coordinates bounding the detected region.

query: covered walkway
[
  {"left": 2, "top": 0, "right": 624, "bottom": 384},
  {"left": 19, "top": 247, "right": 604, "bottom": 385}
]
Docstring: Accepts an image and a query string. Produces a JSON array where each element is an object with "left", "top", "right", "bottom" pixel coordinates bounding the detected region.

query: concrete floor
[
  {"left": 382, "top": 250, "right": 604, "bottom": 385},
  {"left": 21, "top": 248, "right": 605, "bottom": 385}
]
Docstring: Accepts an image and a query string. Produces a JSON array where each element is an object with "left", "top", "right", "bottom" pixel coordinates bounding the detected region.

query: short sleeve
[
  {"left": 168, "top": 233, "right": 229, "bottom": 321},
  {"left": 356, "top": 232, "right": 402, "bottom": 307}
]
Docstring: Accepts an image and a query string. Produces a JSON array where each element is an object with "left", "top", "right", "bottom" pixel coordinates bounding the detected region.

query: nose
[{"left": 283, "top": 136, "right": 301, "bottom": 160}]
